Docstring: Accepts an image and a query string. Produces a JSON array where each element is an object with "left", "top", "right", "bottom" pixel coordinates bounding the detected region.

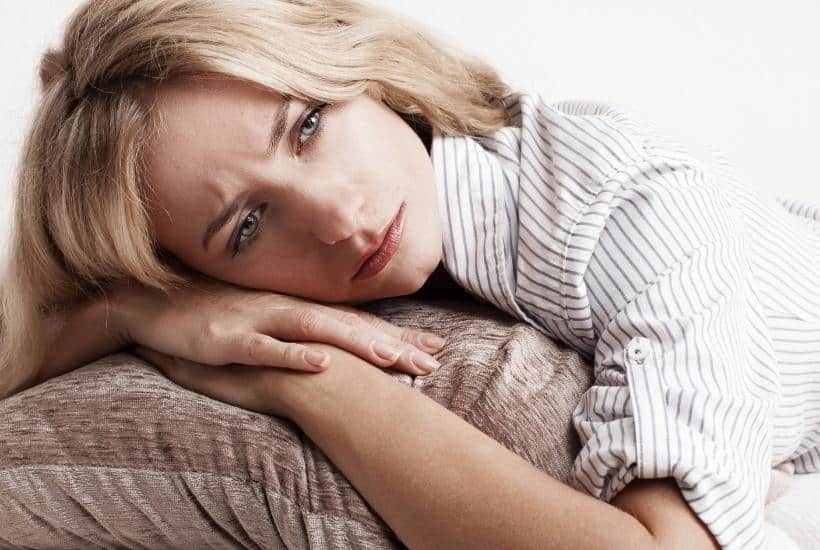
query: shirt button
[{"left": 626, "top": 337, "right": 649, "bottom": 365}]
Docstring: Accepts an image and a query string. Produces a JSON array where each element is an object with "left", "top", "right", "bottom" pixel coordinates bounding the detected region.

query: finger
[
  {"left": 228, "top": 332, "right": 330, "bottom": 373},
  {"left": 135, "top": 345, "right": 265, "bottom": 406},
  {"left": 132, "top": 344, "right": 177, "bottom": 371},
  {"left": 331, "top": 311, "right": 442, "bottom": 377},
  {"left": 328, "top": 307, "right": 444, "bottom": 376},
  {"left": 334, "top": 304, "right": 446, "bottom": 354},
  {"left": 279, "top": 307, "right": 439, "bottom": 376},
  {"left": 132, "top": 344, "right": 199, "bottom": 385}
]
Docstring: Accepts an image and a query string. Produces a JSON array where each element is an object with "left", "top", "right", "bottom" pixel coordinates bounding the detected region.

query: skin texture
[{"left": 143, "top": 78, "right": 443, "bottom": 305}]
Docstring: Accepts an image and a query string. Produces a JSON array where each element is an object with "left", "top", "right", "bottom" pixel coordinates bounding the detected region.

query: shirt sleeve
[{"left": 567, "top": 157, "right": 780, "bottom": 550}]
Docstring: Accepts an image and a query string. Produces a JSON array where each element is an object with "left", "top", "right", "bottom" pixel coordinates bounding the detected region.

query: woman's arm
[
  {"left": 138, "top": 339, "right": 716, "bottom": 549},
  {"left": 31, "top": 293, "right": 129, "bottom": 388},
  {"left": 278, "top": 347, "right": 718, "bottom": 550},
  {"left": 23, "top": 277, "right": 446, "bottom": 394}
]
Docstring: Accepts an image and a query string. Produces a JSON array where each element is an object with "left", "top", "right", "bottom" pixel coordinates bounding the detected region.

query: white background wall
[{"left": 2, "top": 1, "right": 819, "bottom": 260}]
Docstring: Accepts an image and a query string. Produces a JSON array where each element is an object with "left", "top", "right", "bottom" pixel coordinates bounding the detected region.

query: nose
[{"left": 309, "top": 189, "right": 366, "bottom": 246}]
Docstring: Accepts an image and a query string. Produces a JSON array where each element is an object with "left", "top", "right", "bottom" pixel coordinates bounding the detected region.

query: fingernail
[
  {"left": 372, "top": 341, "right": 401, "bottom": 363},
  {"left": 305, "top": 350, "right": 330, "bottom": 369},
  {"left": 421, "top": 333, "right": 446, "bottom": 350},
  {"left": 411, "top": 351, "right": 440, "bottom": 373}
]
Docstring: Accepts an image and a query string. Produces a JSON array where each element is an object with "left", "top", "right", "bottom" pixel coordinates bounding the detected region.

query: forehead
[
  {"left": 143, "top": 78, "right": 284, "bottom": 230},
  {"left": 146, "top": 79, "right": 282, "bottom": 185},
  {"left": 150, "top": 77, "right": 282, "bottom": 147}
]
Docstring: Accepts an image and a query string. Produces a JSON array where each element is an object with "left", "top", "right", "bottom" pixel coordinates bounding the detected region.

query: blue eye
[
  {"left": 297, "top": 104, "right": 327, "bottom": 150},
  {"left": 232, "top": 205, "right": 264, "bottom": 257}
]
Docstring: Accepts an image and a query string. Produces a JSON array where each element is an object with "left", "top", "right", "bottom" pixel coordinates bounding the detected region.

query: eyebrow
[
  {"left": 267, "top": 96, "right": 292, "bottom": 157},
  {"left": 201, "top": 97, "right": 292, "bottom": 252},
  {"left": 201, "top": 193, "right": 245, "bottom": 252}
]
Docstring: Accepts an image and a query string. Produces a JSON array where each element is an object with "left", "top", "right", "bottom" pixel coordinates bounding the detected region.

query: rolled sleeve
[{"left": 568, "top": 160, "right": 779, "bottom": 550}]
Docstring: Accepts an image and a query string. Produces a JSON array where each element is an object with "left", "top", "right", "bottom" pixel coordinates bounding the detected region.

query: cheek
[
  {"left": 359, "top": 138, "right": 421, "bottom": 197},
  {"left": 238, "top": 239, "right": 317, "bottom": 287},
  {"left": 337, "top": 107, "right": 416, "bottom": 184}
]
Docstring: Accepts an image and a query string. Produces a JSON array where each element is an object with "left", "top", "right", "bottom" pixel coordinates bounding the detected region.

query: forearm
[
  {"left": 33, "top": 294, "right": 129, "bottom": 386},
  {"left": 282, "top": 353, "right": 657, "bottom": 550}
]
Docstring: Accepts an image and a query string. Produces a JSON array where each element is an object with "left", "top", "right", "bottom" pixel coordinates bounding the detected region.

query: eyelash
[
  {"left": 296, "top": 103, "right": 328, "bottom": 154},
  {"left": 232, "top": 204, "right": 266, "bottom": 257},
  {"left": 231, "top": 103, "right": 329, "bottom": 257}
]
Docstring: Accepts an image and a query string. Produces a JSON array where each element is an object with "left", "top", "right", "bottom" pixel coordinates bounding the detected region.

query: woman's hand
[
  {"left": 111, "top": 274, "right": 444, "bottom": 375},
  {"left": 131, "top": 342, "right": 354, "bottom": 420}
]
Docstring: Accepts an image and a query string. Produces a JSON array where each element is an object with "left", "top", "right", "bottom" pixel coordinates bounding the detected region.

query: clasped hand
[
  {"left": 109, "top": 274, "right": 445, "bottom": 417},
  {"left": 133, "top": 341, "right": 345, "bottom": 419}
]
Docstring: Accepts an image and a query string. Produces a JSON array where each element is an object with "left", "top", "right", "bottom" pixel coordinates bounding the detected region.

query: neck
[
  {"left": 401, "top": 112, "right": 433, "bottom": 155},
  {"left": 411, "top": 261, "right": 473, "bottom": 302}
]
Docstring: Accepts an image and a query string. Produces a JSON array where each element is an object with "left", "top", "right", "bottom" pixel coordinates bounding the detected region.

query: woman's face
[{"left": 143, "top": 77, "right": 443, "bottom": 305}]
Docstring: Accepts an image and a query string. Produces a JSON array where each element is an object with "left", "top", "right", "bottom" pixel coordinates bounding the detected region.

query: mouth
[{"left": 352, "top": 201, "right": 407, "bottom": 281}]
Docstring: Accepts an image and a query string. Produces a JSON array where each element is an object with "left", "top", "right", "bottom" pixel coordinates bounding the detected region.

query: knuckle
[
  {"left": 199, "top": 320, "right": 224, "bottom": 342},
  {"left": 396, "top": 327, "right": 417, "bottom": 345},
  {"left": 244, "top": 334, "right": 265, "bottom": 363},
  {"left": 191, "top": 322, "right": 221, "bottom": 363},
  {"left": 222, "top": 296, "right": 244, "bottom": 313},
  {"left": 285, "top": 344, "right": 305, "bottom": 368},
  {"left": 358, "top": 310, "right": 398, "bottom": 334},
  {"left": 343, "top": 323, "right": 369, "bottom": 349},
  {"left": 297, "top": 310, "right": 322, "bottom": 334},
  {"left": 199, "top": 320, "right": 236, "bottom": 364},
  {"left": 338, "top": 311, "right": 363, "bottom": 328},
  {"left": 361, "top": 312, "right": 387, "bottom": 331}
]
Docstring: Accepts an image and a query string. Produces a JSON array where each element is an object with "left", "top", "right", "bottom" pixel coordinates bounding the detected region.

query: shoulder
[
  {"left": 500, "top": 90, "right": 710, "bottom": 176},
  {"left": 497, "top": 90, "right": 724, "bottom": 243}
]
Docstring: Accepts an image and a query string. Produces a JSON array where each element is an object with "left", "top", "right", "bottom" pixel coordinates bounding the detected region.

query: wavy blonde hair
[{"left": 0, "top": 0, "right": 513, "bottom": 399}]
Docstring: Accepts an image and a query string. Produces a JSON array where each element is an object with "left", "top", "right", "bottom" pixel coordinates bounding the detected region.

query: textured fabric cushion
[{"left": 0, "top": 297, "right": 594, "bottom": 549}]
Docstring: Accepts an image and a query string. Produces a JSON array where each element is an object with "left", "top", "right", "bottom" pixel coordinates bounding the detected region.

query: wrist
[
  {"left": 272, "top": 344, "right": 391, "bottom": 423},
  {"left": 86, "top": 292, "right": 130, "bottom": 348},
  {"left": 103, "top": 283, "right": 143, "bottom": 346}
]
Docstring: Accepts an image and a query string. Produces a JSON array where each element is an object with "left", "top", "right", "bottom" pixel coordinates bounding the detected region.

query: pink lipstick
[{"left": 352, "top": 202, "right": 406, "bottom": 281}]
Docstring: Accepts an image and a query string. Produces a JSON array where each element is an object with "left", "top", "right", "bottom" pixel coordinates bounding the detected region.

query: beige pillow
[{"left": 0, "top": 297, "right": 593, "bottom": 549}]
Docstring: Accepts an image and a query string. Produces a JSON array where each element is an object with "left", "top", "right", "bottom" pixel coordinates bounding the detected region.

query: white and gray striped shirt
[{"left": 429, "top": 90, "right": 820, "bottom": 549}]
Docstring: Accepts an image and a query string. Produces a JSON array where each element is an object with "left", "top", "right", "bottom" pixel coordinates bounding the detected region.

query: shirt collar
[{"left": 429, "top": 127, "right": 535, "bottom": 323}]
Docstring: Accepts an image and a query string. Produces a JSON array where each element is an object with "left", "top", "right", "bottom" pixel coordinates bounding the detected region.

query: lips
[{"left": 352, "top": 202, "right": 406, "bottom": 281}]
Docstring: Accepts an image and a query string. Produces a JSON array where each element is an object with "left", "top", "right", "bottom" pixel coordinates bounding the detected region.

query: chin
[
  {"left": 341, "top": 273, "right": 420, "bottom": 306},
  {"left": 340, "top": 244, "right": 441, "bottom": 306}
]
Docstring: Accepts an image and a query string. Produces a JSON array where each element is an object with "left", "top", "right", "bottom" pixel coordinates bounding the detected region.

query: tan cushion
[{"left": 0, "top": 297, "right": 593, "bottom": 549}]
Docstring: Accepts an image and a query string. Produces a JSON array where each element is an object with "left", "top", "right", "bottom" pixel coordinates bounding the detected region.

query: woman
[{"left": 2, "top": 0, "right": 819, "bottom": 548}]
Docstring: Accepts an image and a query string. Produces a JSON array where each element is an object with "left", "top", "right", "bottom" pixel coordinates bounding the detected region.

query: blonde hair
[{"left": 0, "top": 0, "right": 513, "bottom": 399}]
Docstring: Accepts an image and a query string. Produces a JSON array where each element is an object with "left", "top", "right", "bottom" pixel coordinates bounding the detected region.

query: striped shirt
[{"left": 429, "top": 90, "right": 820, "bottom": 549}]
